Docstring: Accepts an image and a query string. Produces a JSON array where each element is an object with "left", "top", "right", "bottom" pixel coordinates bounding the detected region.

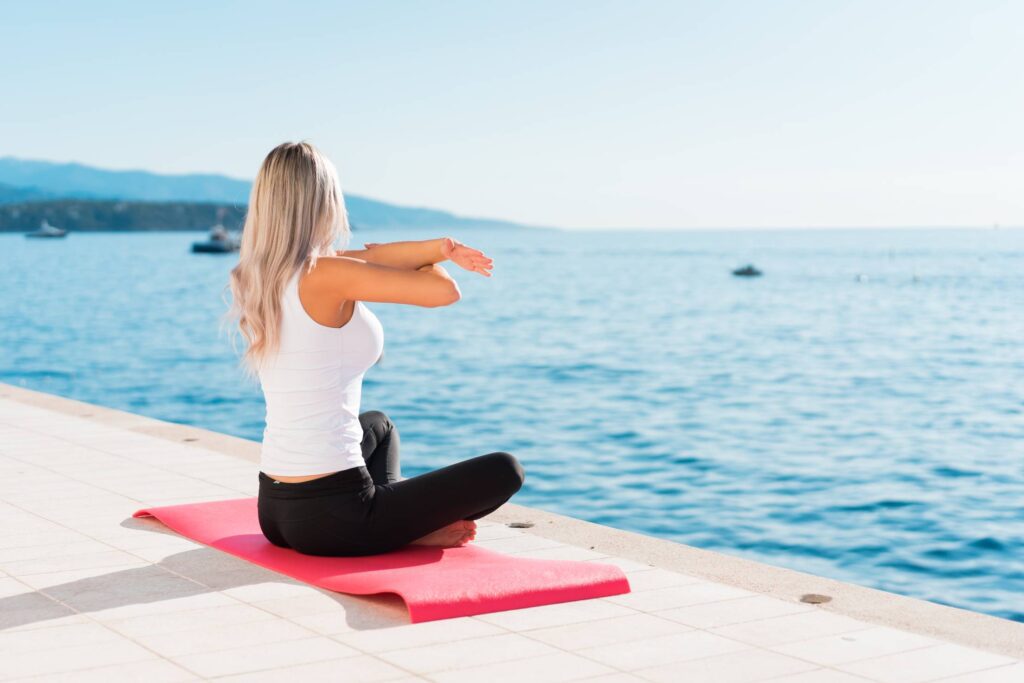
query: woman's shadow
[{"left": 1, "top": 515, "right": 437, "bottom": 633}]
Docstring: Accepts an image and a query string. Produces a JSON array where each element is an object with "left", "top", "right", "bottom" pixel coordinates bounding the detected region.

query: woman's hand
[{"left": 439, "top": 237, "right": 493, "bottom": 277}]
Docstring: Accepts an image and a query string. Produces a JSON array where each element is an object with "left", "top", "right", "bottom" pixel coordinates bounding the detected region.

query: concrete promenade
[{"left": 1, "top": 382, "right": 1022, "bottom": 681}]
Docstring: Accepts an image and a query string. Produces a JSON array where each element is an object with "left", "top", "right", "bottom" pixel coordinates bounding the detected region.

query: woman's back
[{"left": 258, "top": 266, "right": 384, "bottom": 477}]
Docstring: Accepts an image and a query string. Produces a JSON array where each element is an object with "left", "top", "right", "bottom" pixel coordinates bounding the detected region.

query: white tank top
[{"left": 257, "top": 266, "right": 385, "bottom": 476}]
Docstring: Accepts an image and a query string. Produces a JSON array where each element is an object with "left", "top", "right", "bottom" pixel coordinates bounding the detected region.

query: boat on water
[
  {"left": 732, "top": 264, "right": 763, "bottom": 277},
  {"left": 25, "top": 220, "right": 68, "bottom": 238},
  {"left": 191, "top": 224, "right": 241, "bottom": 253}
]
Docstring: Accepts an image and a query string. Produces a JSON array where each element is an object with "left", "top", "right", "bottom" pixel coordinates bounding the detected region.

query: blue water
[{"left": 2, "top": 228, "right": 1023, "bottom": 622}]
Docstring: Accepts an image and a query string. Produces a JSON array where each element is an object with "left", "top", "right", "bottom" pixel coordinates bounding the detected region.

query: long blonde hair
[{"left": 223, "top": 141, "right": 350, "bottom": 379}]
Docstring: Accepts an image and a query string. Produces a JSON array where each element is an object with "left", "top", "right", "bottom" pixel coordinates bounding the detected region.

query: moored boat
[
  {"left": 732, "top": 264, "right": 763, "bottom": 277},
  {"left": 25, "top": 220, "right": 68, "bottom": 238},
  {"left": 192, "top": 224, "right": 241, "bottom": 253}
]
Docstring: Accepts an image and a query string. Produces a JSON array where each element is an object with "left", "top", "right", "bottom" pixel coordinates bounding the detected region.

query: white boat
[
  {"left": 192, "top": 224, "right": 241, "bottom": 253},
  {"left": 25, "top": 220, "right": 68, "bottom": 238}
]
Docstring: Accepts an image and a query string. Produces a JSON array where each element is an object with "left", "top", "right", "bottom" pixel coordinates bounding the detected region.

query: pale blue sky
[{"left": 2, "top": 1, "right": 1021, "bottom": 229}]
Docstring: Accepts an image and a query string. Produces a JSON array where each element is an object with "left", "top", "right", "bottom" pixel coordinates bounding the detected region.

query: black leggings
[{"left": 257, "top": 410, "right": 526, "bottom": 556}]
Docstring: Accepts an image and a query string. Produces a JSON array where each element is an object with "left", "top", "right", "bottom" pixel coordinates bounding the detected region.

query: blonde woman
[{"left": 227, "top": 141, "right": 525, "bottom": 556}]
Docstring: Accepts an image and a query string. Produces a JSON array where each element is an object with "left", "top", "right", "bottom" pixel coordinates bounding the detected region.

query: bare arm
[
  {"left": 336, "top": 238, "right": 448, "bottom": 271},
  {"left": 308, "top": 255, "right": 461, "bottom": 308}
]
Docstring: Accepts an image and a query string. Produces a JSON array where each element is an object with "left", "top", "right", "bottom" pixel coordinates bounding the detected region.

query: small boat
[
  {"left": 192, "top": 224, "right": 241, "bottom": 253},
  {"left": 732, "top": 264, "right": 762, "bottom": 277},
  {"left": 25, "top": 220, "right": 68, "bottom": 238}
]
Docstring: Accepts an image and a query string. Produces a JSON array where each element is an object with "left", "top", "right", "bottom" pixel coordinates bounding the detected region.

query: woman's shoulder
[
  {"left": 298, "top": 255, "right": 357, "bottom": 290},
  {"left": 295, "top": 259, "right": 359, "bottom": 329}
]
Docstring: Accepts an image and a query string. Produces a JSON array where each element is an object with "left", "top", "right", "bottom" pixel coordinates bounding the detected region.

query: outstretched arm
[
  {"left": 336, "top": 238, "right": 447, "bottom": 271},
  {"left": 309, "top": 256, "right": 461, "bottom": 308},
  {"left": 338, "top": 237, "right": 493, "bottom": 277}
]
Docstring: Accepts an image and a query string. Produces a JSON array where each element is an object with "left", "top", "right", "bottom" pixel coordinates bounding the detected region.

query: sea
[{"left": 2, "top": 226, "right": 1022, "bottom": 622}]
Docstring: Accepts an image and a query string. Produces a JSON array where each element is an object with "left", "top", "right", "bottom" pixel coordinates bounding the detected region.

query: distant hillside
[
  {"left": 0, "top": 157, "right": 250, "bottom": 204},
  {"left": 0, "top": 157, "right": 542, "bottom": 231},
  {"left": 0, "top": 182, "right": 53, "bottom": 204}
]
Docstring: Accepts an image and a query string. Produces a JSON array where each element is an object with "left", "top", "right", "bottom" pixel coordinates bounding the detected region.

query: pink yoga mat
[{"left": 132, "top": 497, "right": 631, "bottom": 623}]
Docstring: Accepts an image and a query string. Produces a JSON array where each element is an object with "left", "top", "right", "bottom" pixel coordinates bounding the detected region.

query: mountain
[
  {"left": 0, "top": 182, "right": 54, "bottom": 204},
  {"left": 0, "top": 157, "right": 250, "bottom": 204},
  {"left": 0, "top": 157, "right": 543, "bottom": 231}
]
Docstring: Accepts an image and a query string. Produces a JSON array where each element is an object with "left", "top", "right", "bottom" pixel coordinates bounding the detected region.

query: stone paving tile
[
  {"left": 8, "top": 657, "right": 200, "bottom": 682},
  {"left": 576, "top": 629, "right": 750, "bottom": 670},
  {"left": 632, "top": 647, "right": 818, "bottom": 683},
  {"left": 835, "top": 643, "right": 1018, "bottom": 683},
  {"left": 709, "top": 610, "right": 875, "bottom": 648},
  {"left": 604, "top": 579, "right": 757, "bottom": 612},
  {"left": 290, "top": 596, "right": 411, "bottom": 636},
  {"left": 128, "top": 617, "right": 322, "bottom": 658},
  {"left": 0, "top": 481, "right": 110, "bottom": 503},
  {"left": 18, "top": 566, "right": 222, "bottom": 622},
  {"left": 522, "top": 612, "right": 688, "bottom": 651},
  {"left": 375, "top": 632, "right": 560, "bottom": 674},
  {"left": 471, "top": 533, "right": 567, "bottom": 554},
  {"left": 472, "top": 595, "right": 638, "bottom": 631},
  {"left": 620, "top": 567, "right": 704, "bottom": 591},
  {"left": 217, "top": 579, "right": 312, "bottom": 602},
  {"left": 332, "top": 616, "right": 506, "bottom": 653},
  {"left": 117, "top": 541, "right": 206, "bottom": 563},
  {"left": 582, "top": 555, "right": 656, "bottom": 572},
  {"left": 936, "top": 662, "right": 1024, "bottom": 682},
  {"left": 0, "top": 548, "right": 149, "bottom": 577},
  {"left": 0, "top": 527, "right": 85, "bottom": 549},
  {"left": 169, "top": 636, "right": 361, "bottom": 678},
  {"left": 652, "top": 594, "right": 815, "bottom": 629},
  {"left": 508, "top": 544, "right": 612, "bottom": 561},
  {"left": 9, "top": 561, "right": 163, "bottom": 593},
  {"left": 213, "top": 654, "right": 414, "bottom": 682},
  {"left": 770, "top": 625, "right": 938, "bottom": 666},
  {"left": 102, "top": 602, "right": 284, "bottom": 639},
  {"left": 0, "top": 636, "right": 157, "bottom": 679},
  {"left": 186, "top": 565, "right": 312, "bottom": 595},
  {"left": 73, "top": 525, "right": 192, "bottom": 546},
  {"left": 2, "top": 612, "right": 92, "bottom": 634},
  {"left": 0, "top": 540, "right": 119, "bottom": 564},
  {"left": 246, "top": 591, "right": 355, "bottom": 619},
  {"left": 471, "top": 522, "right": 523, "bottom": 541},
  {"left": 0, "top": 620, "right": 125, "bottom": 656},
  {"left": 767, "top": 671, "right": 874, "bottom": 683},
  {"left": 0, "top": 577, "right": 80, "bottom": 622},
  {"left": 88, "top": 590, "right": 241, "bottom": 622},
  {"left": 426, "top": 650, "right": 617, "bottom": 682},
  {"left": 0, "top": 576, "right": 32, "bottom": 598}
]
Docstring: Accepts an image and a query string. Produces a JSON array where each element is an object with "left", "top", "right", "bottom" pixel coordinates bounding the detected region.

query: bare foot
[{"left": 409, "top": 520, "right": 477, "bottom": 548}]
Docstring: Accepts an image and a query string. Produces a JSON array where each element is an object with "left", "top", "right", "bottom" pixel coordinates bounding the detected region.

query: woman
[{"left": 226, "top": 141, "right": 525, "bottom": 556}]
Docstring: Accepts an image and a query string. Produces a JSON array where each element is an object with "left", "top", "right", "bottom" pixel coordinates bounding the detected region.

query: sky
[{"left": 2, "top": 0, "right": 1022, "bottom": 229}]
